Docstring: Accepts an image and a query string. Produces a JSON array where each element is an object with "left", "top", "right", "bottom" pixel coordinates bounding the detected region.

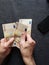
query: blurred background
[{"left": 0, "top": 0, "right": 49, "bottom": 65}]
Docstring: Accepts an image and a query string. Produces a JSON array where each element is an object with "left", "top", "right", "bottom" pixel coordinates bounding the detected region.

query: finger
[
  {"left": 0, "top": 38, "right": 7, "bottom": 47},
  {"left": 27, "top": 34, "right": 36, "bottom": 44},
  {"left": 1, "top": 38, "right": 7, "bottom": 43},
  {"left": 19, "top": 33, "right": 26, "bottom": 49},
  {"left": 4, "top": 37, "right": 14, "bottom": 47}
]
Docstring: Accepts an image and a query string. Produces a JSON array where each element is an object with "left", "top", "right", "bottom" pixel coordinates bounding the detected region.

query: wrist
[
  {"left": 0, "top": 54, "right": 5, "bottom": 64},
  {"left": 23, "top": 56, "right": 36, "bottom": 65}
]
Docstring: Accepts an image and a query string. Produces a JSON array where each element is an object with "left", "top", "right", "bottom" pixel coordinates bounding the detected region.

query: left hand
[{"left": 0, "top": 38, "right": 14, "bottom": 64}]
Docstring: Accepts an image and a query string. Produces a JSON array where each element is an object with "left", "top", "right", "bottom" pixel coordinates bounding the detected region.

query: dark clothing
[{"left": 2, "top": 48, "right": 25, "bottom": 65}]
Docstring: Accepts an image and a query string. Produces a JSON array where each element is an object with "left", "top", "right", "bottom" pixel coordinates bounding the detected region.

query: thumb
[
  {"left": 4, "top": 37, "right": 14, "bottom": 47},
  {"left": 20, "top": 33, "right": 25, "bottom": 45}
]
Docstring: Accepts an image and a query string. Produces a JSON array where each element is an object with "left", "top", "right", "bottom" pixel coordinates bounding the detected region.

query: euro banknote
[{"left": 2, "top": 19, "right": 32, "bottom": 48}]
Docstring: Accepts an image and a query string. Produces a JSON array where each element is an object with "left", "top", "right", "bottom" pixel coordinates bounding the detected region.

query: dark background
[{"left": 0, "top": 0, "right": 49, "bottom": 65}]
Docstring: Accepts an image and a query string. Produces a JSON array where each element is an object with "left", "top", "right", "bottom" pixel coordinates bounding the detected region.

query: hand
[
  {"left": 0, "top": 38, "right": 14, "bottom": 64},
  {"left": 19, "top": 33, "right": 36, "bottom": 65}
]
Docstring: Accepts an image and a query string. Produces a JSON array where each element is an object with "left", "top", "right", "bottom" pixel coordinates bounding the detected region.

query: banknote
[
  {"left": 19, "top": 19, "right": 32, "bottom": 35},
  {"left": 2, "top": 19, "right": 32, "bottom": 48},
  {"left": 2, "top": 22, "right": 28, "bottom": 48},
  {"left": 2, "top": 22, "right": 19, "bottom": 48}
]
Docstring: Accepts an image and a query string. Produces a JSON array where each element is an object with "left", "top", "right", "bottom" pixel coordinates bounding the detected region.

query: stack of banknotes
[{"left": 2, "top": 19, "right": 32, "bottom": 48}]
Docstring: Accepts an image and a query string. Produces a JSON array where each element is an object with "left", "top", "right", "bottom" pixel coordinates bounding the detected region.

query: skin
[
  {"left": 19, "top": 33, "right": 36, "bottom": 65},
  {"left": 0, "top": 33, "right": 36, "bottom": 65},
  {"left": 0, "top": 38, "right": 14, "bottom": 64}
]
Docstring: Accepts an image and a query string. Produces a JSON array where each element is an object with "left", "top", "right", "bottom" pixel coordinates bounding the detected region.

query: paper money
[
  {"left": 19, "top": 19, "right": 32, "bottom": 35},
  {"left": 2, "top": 22, "right": 19, "bottom": 48},
  {"left": 2, "top": 19, "right": 32, "bottom": 48},
  {"left": 2, "top": 22, "right": 28, "bottom": 48}
]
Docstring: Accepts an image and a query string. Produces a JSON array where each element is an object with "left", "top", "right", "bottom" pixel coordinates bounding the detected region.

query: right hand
[
  {"left": 19, "top": 33, "right": 36, "bottom": 65},
  {"left": 0, "top": 37, "right": 14, "bottom": 64}
]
